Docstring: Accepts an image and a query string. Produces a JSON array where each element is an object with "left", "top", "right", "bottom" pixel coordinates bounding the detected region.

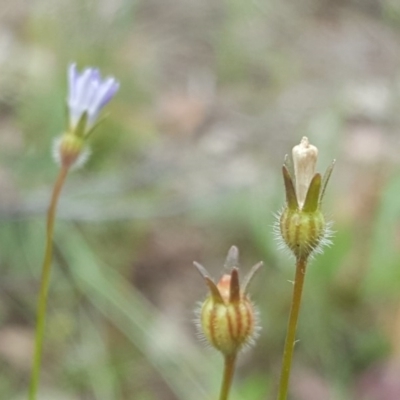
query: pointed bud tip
[
  {"left": 193, "top": 261, "right": 209, "bottom": 279},
  {"left": 224, "top": 245, "right": 239, "bottom": 269},
  {"left": 292, "top": 137, "right": 319, "bottom": 209}
]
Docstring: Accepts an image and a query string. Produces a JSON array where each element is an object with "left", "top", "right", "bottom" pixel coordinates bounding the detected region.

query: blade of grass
[{"left": 57, "top": 224, "right": 223, "bottom": 400}]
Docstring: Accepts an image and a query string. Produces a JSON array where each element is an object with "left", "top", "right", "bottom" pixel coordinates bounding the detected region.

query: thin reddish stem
[{"left": 29, "top": 166, "right": 69, "bottom": 400}]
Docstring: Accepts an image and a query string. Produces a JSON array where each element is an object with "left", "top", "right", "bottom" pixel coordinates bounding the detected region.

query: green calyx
[
  {"left": 283, "top": 157, "right": 335, "bottom": 212},
  {"left": 280, "top": 207, "right": 326, "bottom": 260},
  {"left": 58, "top": 133, "right": 85, "bottom": 168},
  {"left": 280, "top": 159, "right": 335, "bottom": 259}
]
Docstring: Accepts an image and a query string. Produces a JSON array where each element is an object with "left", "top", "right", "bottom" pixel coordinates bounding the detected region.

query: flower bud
[
  {"left": 67, "top": 64, "right": 119, "bottom": 137},
  {"left": 52, "top": 64, "right": 119, "bottom": 170},
  {"left": 292, "top": 137, "right": 318, "bottom": 209},
  {"left": 277, "top": 137, "right": 334, "bottom": 260},
  {"left": 194, "top": 246, "right": 262, "bottom": 356}
]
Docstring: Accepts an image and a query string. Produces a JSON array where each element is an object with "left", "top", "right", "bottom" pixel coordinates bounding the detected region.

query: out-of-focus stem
[
  {"left": 28, "top": 166, "right": 69, "bottom": 400},
  {"left": 219, "top": 354, "right": 237, "bottom": 400},
  {"left": 277, "top": 257, "right": 308, "bottom": 400}
]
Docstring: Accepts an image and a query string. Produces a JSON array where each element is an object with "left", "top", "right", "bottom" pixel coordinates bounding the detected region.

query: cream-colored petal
[{"left": 292, "top": 137, "right": 318, "bottom": 209}]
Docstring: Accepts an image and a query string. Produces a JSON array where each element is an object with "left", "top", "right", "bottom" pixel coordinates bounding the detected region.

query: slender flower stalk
[
  {"left": 194, "top": 246, "right": 262, "bottom": 400},
  {"left": 219, "top": 354, "right": 237, "bottom": 400},
  {"left": 276, "top": 137, "right": 334, "bottom": 400},
  {"left": 28, "top": 64, "right": 119, "bottom": 400},
  {"left": 277, "top": 257, "right": 307, "bottom": 400},
  {"left": 28, "top": 166, "right": 68, "bottom": 400}
]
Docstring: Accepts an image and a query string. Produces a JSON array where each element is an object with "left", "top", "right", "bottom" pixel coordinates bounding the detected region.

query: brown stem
[{"left": 29, "top": 166, "right": 69, "bottom": 400}]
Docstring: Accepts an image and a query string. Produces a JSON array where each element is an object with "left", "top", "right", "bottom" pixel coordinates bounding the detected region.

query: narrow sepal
[
  {"left": 303, "top": 173, "right": 321, "bottom": 212},
  {"left": 193, "top": 261, "right": 209, "bottom": 279},
  {"left": 282, "top": 165, "right": 298, "bottom": 210},
  {"left": 229, "top": 268, "right": 240, "bottom": 304},
  {"left": 205, "top": 277, "right": 224, "bottom": 303},
  {"left": 74, "top": 111, "right": 89, "bottom": 137},
  {"left": 242, "top": 261, "right": 263, "bottom": 293},
  {"left": 283, "top": 153, "right": 294, "bottom": 179},
  {"left": 193, "top": 262, "right": 224, "bottom": 303},
  {"left": 319, "top": 159, "right": 335, "bottom": 206},
  {"left": 84, "top": 114, "right": 108, "bottom": 138}
]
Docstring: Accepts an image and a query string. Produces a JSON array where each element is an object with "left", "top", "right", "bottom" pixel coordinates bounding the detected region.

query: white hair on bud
[
  {"left": 273, "top": 209, "right": 334, "bottom": 261},
  {"left": 52, "top": 136, "right": 91, "bottom": 170}
]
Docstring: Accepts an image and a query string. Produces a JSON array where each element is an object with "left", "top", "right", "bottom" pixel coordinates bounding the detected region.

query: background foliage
[{"left": 1, "top": 0, "right": 400, "bottom": 399}]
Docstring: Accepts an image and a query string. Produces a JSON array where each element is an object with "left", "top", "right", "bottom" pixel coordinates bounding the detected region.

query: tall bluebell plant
[{"left": 29, "top": 64, "right": 119, "bottom": 400}]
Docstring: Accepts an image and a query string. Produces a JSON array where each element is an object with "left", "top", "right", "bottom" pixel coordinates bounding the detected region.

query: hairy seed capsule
[
  {"left": 280, "top": 207, "right": 325, "bottom": 260},
  {"left": 194, "top": 247, "right": 262, "bottom": 356},
  {"left": 200, "top": 275, "right": 255, "bottom": 356}
]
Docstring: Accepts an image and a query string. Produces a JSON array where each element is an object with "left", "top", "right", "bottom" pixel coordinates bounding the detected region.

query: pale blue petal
[
  {"left": 67, "top": 64, "right": 119, "bottom": 132},
  {"left": 68, "top": 63, "right": 78, "bottom": 104},
  {"left": 90, "top": 78, "right": 119, "bottom": 111}
]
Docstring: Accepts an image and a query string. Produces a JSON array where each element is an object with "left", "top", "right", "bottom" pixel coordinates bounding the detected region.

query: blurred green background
[{"left": 2, "top": 0, "right": 400, "bottom": 399}]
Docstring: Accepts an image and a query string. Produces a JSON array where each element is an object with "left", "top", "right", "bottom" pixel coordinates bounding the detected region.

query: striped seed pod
[
  {"left": 194, "top": 246, "right": 262, "bottom": 356},
  {"left": 280, "top": 207, "right": 326, "bottom": 260}
]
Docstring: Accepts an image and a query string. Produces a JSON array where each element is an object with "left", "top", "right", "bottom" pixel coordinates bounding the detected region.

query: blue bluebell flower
[
  {"left": 67, "top": 63, "right": 120, "bottom": 136},
  {"left": 54, "top": 64, "right": 119, "bottom": 169}
]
